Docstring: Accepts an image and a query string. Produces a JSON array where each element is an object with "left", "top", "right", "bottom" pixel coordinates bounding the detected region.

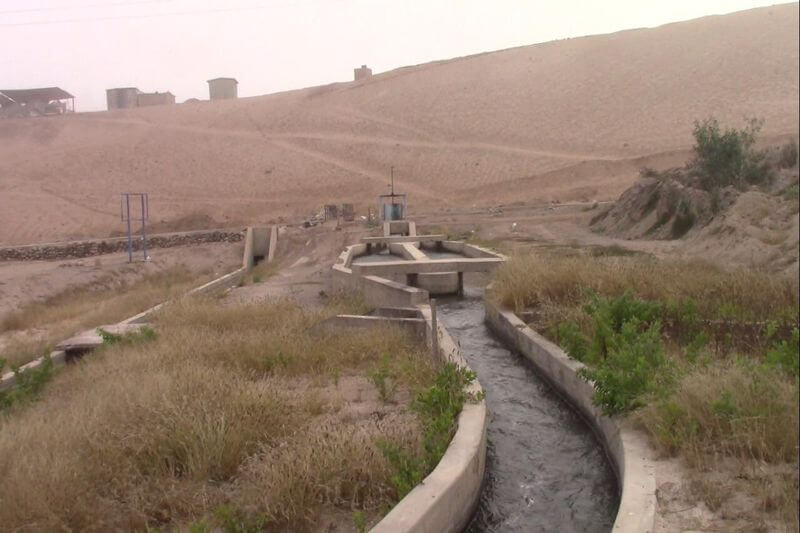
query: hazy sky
[{"left": 1, "top": 0, "right": 785, "bottom": 111}]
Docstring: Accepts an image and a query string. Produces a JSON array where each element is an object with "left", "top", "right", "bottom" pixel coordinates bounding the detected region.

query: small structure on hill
[
  {"left": 107, "top": 87, "right": 176, "bottom": 110},
  {"left": 354, "top": 64, "right": 372, "bottom": 81},
  {"left": 106, "top": 88, "right": 139, "bottom": 109},
  {"left": 0, "top": 87, "right": 75, "bottom": 118},
  {"left": 137, "top": 91, "right": 175, "bottom": 107},
  {"left": 208, "top": 77, "right": 238, "bottom": 100}
]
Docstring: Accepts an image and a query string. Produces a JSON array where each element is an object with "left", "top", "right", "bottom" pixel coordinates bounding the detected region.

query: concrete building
[
  {"left": 208, "top": 78, "right": 238, "bottom": 100},
  {"left": 106, "top": 87, "right": 140, "bottom": 110},
  {"left": 354, "top": 64, "right": 373, "bottom": 81},
  {"left": 137, "top": 91, "right": 175, "bottom": 107}
]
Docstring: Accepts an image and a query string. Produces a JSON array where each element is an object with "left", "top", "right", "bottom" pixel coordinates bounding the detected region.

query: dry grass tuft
[
  {"left": 638, "top": 363, "right": 798, "bottom": 464},
  {"left": 0, "top": 298, "right": 436, "bottom": 531},
  {"left": 492, "top": 253, "right": 797, "bottom": 322}
]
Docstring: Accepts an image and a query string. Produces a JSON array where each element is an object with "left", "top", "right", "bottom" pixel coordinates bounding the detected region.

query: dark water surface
[{"left": 438, "top": 294, "right": 618, "bottom": 533}]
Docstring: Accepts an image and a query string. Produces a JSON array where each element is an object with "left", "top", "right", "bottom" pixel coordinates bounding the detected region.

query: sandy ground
[{"left": 0, "top": 4, "right": 797, "bottom": 245}]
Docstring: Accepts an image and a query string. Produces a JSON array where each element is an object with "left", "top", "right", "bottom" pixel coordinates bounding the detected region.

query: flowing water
[{"left": 438, "top": 293, "right": 618, "bottom": 532}]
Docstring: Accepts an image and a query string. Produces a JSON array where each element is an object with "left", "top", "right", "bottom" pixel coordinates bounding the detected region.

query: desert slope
[{"left": 0, "top": 3, "right": 797, "bottom": 244}]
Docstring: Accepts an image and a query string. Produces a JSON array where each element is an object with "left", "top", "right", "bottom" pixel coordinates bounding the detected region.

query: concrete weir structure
[
  {"left": 333, "top": 223, "right": 505, "bottom": 306},
  {"left": 328, "top": 221, "right": 498, "bottom": 531}
]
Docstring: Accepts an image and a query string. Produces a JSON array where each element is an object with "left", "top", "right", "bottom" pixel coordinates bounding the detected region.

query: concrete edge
[
  {"left": 371, "top": 303, "right": 487, "bottom": 533},
  {"left": 1, "top": 350, "right": 67, "bottom": 392},
  {"left": 267, "top": 225, "right": 278, "bottom": 262},
  {"left": 483, "top": 293, "right": 657, "bottom": 533},
  {"left": 331, "top": 246, "right": 429, "bottom": 308}
]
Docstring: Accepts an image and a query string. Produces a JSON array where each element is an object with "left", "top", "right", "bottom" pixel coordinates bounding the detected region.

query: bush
[
  {"left": 765, "top": 327, "right": 799, "bottom": 378},
  {"left": 690, "top": 117, "right": 771, "bottom": 191},
  {"left": 558, "top": 292, "right": 671, "bottom": 414}
]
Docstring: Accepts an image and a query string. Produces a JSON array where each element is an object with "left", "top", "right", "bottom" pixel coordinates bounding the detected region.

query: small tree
[{"left": 690, "top": 117, "right": 770, "bottom": 191}]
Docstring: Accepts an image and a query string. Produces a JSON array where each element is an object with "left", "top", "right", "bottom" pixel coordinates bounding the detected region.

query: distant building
[
  {"left": 207, "top": 78, "right": 238, "bottom": 100},
  {"left": 106, "top": 87, "right": 140, "bottom": 110},
  {"left": 0, "top": 87, "right": 75, "bottom": 118},
  {"left": 354, "top": 64, "right": 372, "bottom": 81},
  {"left": 107, "top": 88, "right": 176, "bottom": 110},
  {"left": 137, "top": 91, "right": 175, "bottom": 107}
]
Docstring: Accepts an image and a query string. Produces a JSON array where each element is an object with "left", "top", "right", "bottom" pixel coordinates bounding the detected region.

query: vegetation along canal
[{"left": 438, "top": 292, "right": 618, "bottom": 532}]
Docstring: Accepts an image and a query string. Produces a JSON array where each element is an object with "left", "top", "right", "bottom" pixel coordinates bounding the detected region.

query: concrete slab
[
  {"left": 352, "top": 257, "right": 504, "bottom": 276},
  {"left": 55, "top": 323, "right": 149, "bottom": 352},
  {"left": 361, "top": 235, "right": 445, "bottom": 244}
]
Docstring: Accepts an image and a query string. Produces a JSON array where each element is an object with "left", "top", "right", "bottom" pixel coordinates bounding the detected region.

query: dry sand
[{"left": 0, "top": 4, "right": 797, "bottom": 245}]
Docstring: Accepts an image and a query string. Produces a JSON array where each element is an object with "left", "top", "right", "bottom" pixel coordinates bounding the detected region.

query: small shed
[
  {"left": 208, "top": 78, "right": 238, "bottom": 100},
  {"left": 354, "top": 64, "right": 373, "bottom": 81},
  {"left": 0, "top": 87, "right": 75, "bottom": 117},
  {"left": 106, "top": 87, "right": 140, "bottom": 110},
  {"left": 137, "top": 91, "right": 175, "bottom": 107}
]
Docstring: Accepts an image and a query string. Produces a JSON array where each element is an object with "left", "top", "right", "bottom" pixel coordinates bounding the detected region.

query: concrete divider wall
[
  {"left": 372, "top": 303, "right": 488, "bottom": 533},
  {"left": 483, "top": 295, "right": 656, "bottom": 533},
  {"left": 243, "top": 226, "right": 277, "bottom": 271},
  {"left": 331, "top": 244, "right": 429, "bottom": 308}
]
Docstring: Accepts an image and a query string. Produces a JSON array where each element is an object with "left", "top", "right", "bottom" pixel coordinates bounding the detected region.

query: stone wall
[{"left": 0, "top": 229, "right": 244, "bottom": 262}]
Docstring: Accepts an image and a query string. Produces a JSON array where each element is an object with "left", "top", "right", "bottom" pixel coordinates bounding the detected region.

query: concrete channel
[
  {"left": 331, "top": 225, "right": 648, "bottom": 532},
  {"left": 440, "top": 292, "right": 618, "bottom": 532}
]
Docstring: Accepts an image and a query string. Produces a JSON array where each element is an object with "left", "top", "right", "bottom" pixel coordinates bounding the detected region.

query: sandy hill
[{"left": 0, "top": 3, "right": 797, "bottom": 245}]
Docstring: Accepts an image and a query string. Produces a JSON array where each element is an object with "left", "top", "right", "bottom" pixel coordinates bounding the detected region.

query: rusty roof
[{"left": 0, "top": 87, "right": 74, "bottom": 105}]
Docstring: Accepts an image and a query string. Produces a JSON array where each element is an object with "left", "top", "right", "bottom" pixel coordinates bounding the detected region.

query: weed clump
[
  {"left": 0, "top": 355, "right": 54, "bottom": 413},
  {"left": 379, "top": 364, "right": 478, "bottom": 499}
]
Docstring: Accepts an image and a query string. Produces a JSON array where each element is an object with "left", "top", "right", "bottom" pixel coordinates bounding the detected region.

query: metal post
[
  {"left": 125, "top": 194, "right": 133, "bottom": 263},
  {"left": 458, "top": 272, "right": 464, "bottom": 297},
  {"left": 140, "top": 193, "right": 148, "bottom": 261},
  {"left": 430, "top": 298, "right": 439, "bottom": 358}
]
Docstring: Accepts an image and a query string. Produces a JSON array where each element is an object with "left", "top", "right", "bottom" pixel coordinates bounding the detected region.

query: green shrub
[
  {"left": 582, "top": 291, "right": 661, "bottom": 362},
  {"left": 98, "top": 326, "right": 157, "bottom": 347},
  {"left": 379, "top": 363, "right": 477, "bottom": 498},
  {"left": 578, "top": 318, "right": 670, "bottom": 415},
  {"left": 765, "top": 327, "right": 799, "bottom": 378},
  {"left": 690, "top": 117, "right": 771, "bottom": 191},
  {"left": 0, "top": 355, "right": 54, "bottom": 413},
  {"left": 557, "top": 292, "right": 671, "bottom": 415}
]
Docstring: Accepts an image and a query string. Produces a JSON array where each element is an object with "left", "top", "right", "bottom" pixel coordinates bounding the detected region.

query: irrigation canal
[{"left": 438, "top": 291, "right": 618, "bottom": 532}]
